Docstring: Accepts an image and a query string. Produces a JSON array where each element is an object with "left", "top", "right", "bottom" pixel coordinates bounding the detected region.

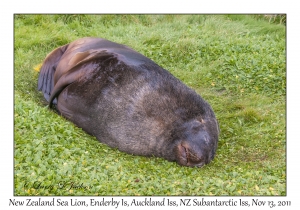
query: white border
[{"left": 2, "top": 0, "right": 299, "bottom": 208}]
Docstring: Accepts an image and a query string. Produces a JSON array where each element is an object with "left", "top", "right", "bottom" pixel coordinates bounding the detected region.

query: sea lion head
[{"left": 173, "top": 118, "right": 219, "bottom": 167}]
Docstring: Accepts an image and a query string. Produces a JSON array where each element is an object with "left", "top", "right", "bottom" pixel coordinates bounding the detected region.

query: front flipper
[{"left": 48, "top": 51, "right": 117, "bottom": 107}]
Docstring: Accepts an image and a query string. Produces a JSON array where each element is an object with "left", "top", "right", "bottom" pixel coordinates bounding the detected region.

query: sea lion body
[{"left": 38, "top": 37, "right": 219, "bottom": 167}]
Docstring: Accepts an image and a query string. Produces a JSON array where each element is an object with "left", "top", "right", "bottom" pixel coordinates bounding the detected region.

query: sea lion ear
[{"left": 38, "top": 44, "right": 69, "bottom": 103}]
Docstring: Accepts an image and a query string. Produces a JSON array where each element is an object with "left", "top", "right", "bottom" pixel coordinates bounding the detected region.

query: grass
[{"left": 14, "top": 14, "right": 286, "bottom": 196}]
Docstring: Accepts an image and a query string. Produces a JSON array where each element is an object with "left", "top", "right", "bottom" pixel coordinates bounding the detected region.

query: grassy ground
[{"left": 14, "top": 15, "right": 286, "bottom": 195}]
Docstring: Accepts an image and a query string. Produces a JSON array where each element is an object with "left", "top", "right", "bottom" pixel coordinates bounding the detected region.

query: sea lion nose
[
  {"left": 185, "top": 149, "right": 206, "bottom": 167},
  {"left": 177, "top": 143, "right": 207, "bottom": 167}
]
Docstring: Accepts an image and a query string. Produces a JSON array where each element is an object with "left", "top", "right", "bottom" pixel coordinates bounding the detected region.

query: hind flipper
[{"left": 38, "top": 44, "right": 69, "bottom": 104}]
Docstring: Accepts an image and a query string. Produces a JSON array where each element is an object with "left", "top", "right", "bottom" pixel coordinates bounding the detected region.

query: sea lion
[{"left": 38, "top": 37, "right": 219, "bottom": 167}]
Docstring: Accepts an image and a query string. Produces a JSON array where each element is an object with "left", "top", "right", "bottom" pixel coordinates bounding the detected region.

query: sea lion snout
[
  {"left": 174, "top": 120, "right": 217, "bottom": 167},
  {"left": 176, "top": 134, "right": 213, "bottom": 167}
]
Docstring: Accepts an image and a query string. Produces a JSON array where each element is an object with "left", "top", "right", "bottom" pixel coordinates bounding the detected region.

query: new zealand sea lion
[{"left": 38, "top": 37, "right": 219, "bottom": 167}]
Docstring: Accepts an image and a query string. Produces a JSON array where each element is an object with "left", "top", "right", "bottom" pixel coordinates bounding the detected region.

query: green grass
[{"left": 14, "top": 14, "right": 286, "bottom": 196}]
